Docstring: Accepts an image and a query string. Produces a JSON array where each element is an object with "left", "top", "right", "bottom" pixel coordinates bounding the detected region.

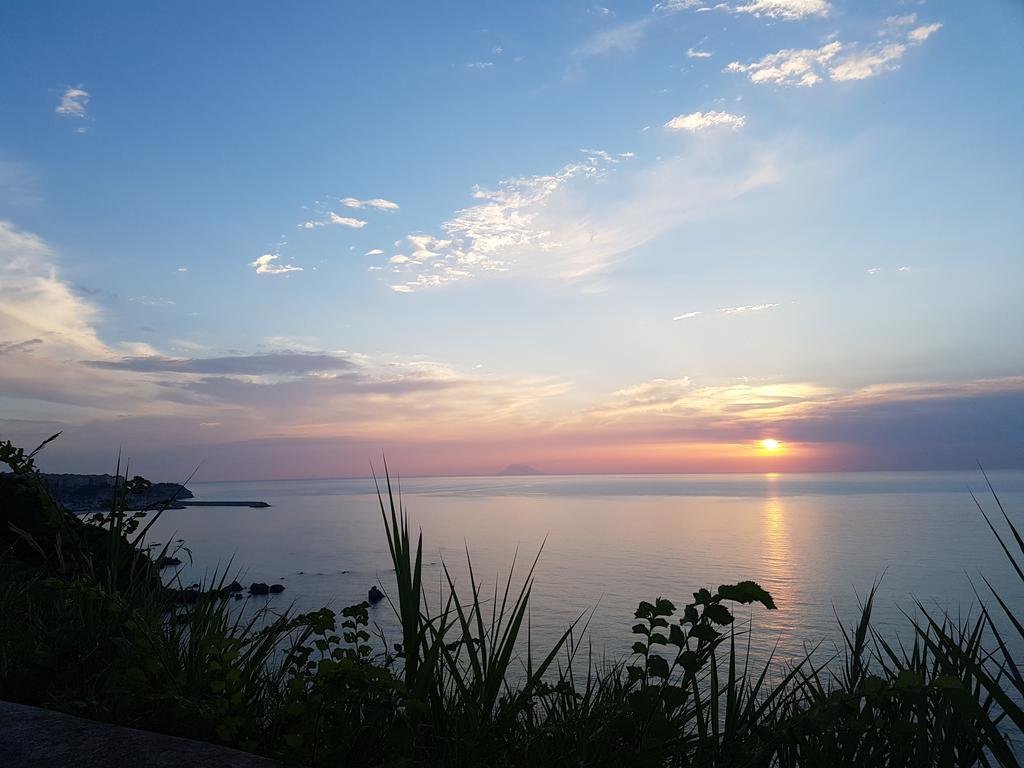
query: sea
[{"left": 146, "top": 470, "right": 1024, "bottom": 670}]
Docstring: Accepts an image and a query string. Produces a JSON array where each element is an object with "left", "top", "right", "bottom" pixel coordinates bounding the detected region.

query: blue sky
[{"left": 1, "top": 0, "right": 1022, "bottom": 478}]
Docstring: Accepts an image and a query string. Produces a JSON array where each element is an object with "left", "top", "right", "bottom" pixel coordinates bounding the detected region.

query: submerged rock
[{"left": 368, "top": 585, "right": 384, "bottom": 604}]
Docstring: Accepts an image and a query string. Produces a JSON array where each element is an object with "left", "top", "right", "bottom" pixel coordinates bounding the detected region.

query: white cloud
[
  {"left": 56, "top": 87, "right": 90, "bottom": 118},
  {"left": 331, "top": 213, "right": 367, "bottom": 227},
  {"left": 466, "top": 61, "right": 494, "bottom": 69},
  {"left": 673, "top": 311, "right": 702, "bottom": 320},
  {"left": 908, "top": 23, "right": 942, "bottom": 43},
  {"left": 687, "top": 47, "right": 713, "bottom": 58},
  {"left": 718, "top": 302, "right": 780, "bottom": 314},
  {"left": 664, "top": 111, "right": 746, "bottom": 132},
  {"left": 588, "top": 6, "right": 615, "bottom": 17},
  {"left": 177, "top": 267, "right": 188, "bottom": 272},
  {"left": 732, "top": 0, "right": 829, "bottom": 20},
  {"left": 727, "top": 41, "right": 841, "bottom": 86},
  {"left": 340, "top": 197, "right": 400, "bottom": 211},
  {"left": 0, "top": 221, "right": 107, "bottom": 357},
  {"left": 364, "top": 248, "right": 384, "bottom": 256},
  {"left": 250, "top": 254, "right": 302, "bottom": 275},
  {"left": 302, "top": 213, "right": 368, "bottom": 229},
  {"left": 829, "top": 43, "right": 906, "bottom": 82},
  {"left": 898, "top": 265, "right": 913, "bottom": 272},
  {"left": 866, "top": 267, "right": 881, "bottom": 275},
  {"left": 727, "top": 21, "right": 940, "bottom": 87}
]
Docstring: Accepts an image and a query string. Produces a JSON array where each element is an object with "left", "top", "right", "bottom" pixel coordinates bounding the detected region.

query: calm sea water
[{"left": 147, "top": 471, "right": 1024, "bottom": 668}]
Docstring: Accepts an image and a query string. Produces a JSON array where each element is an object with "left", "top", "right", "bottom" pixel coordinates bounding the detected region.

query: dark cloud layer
[{"left": 86, "top": 352, "right": 356, "bottom": 376}]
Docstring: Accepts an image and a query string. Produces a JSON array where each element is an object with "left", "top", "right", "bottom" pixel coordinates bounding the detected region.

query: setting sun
[{"left": 760, "top": 439, "right": 782, "bottom": 452}]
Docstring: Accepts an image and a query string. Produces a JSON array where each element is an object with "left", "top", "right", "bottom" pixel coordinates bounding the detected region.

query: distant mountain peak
[{"left": 498, "top": 463, "right": 544, "bottom": 476}]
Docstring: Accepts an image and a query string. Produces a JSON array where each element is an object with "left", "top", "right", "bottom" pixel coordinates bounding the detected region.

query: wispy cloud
[
  {"left": 87, "top": 351, "right": 356, "bottom": 376},
  {"left": 55, "top": 86, "right": 90, "bottom": 119},
  {"left": 339, "top": 197, "right": 400, "bottom": 211},
  {"left": 653, "top": 0, "right": 703, "bottom": 12},
  {"left": 364, "top": 248, "right": 384, "bottom": 256},
  {"left": 673, "top": 311, "right": 702, "bottom": 320},
  {"left": 657, "top": 0, "right": 827, "bottom": 20},
  {"left": 249, "top": 254, "right": 302, "bottom": 275},
  {"left": 302, "top": 212, "right": 368, "bottom": 230},
  {"left": 727, "top": 21, "right": 941, "bottom": 87},
  {"left": 829, "top": 43, "right": 907, "bottom": 82},
  {"left": 908, "top": 23, "right": 943, "bottom": 43},
  {"left": 382, "top": 143, "right": 778, "bottom": 292},
  {"left": 718, "top": 302, "right": 780, "bottom": 314},
  {"left": 128, "top": 296, "right": 175, "bottom": 307},
  {"left": 569, "top": 17, "right": 652, "bottom": 76},
  {"left": 886, "top": 14, "right": 917, "bottom": 27},
  {"left": 466, "top": 61, "right": 494, "bottom": 70},
  {"left": 687, "top": 47, "right": 713, "bottom": 58},
  {"left": 0, "top": 338, "right": 43, "bottom": 354},
  {"left": 732, "top": 0, "right": 829, "bottom": 20},
  {"left": 664, "top": 111, "right": 746, "bottom": 132}
]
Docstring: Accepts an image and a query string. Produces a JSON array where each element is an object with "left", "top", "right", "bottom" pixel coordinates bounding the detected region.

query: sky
[{"left": 1, "top": 0, "right": 1022, "bottom": 480}]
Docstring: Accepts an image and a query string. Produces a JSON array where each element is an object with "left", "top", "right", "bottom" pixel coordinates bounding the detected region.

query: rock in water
[
  {"left": 249, "top": 582, "right": 270, "bottom": 595},
  {"left": 269, "top": 584, "right": 285, "bottom": 594},
  {"left": 368, "top": 585, "right": 384, "bottom": 604}
]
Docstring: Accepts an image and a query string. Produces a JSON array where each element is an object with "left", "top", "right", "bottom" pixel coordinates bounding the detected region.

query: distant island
[{"left": 497, "top": 463, "right": 545, "bottom": 476}]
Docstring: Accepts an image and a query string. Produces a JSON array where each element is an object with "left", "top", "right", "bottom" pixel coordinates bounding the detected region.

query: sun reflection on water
[{"left": 758, "top": 477, "right": 793, "bottom": 637}]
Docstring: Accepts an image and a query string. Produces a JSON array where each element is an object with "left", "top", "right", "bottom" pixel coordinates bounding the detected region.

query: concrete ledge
[{"left": 0, "top": 701, "right": 283, "bottom": 767}]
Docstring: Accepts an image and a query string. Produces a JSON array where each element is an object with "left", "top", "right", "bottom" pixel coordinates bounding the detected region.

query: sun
[{"left": 759, "top": 438, "right": 782, "bottom": 452}]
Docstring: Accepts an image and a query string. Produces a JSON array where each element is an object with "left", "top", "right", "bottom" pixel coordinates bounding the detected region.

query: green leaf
[
  {"left": 704, "top": 603, "right": 734, "bottom": 626},
  {"left": 635, "top": 601, "right": 656, "bottom": 619},
  {"left": 717, "top": 581, "right": 777, "bottom": 610},
  {"left": 647, "top": 654, "right": 670, "bottom": 679},
  {"left": 632, "top": 623, "right": 650, "bottom": 636},
  {"left": 661, "top": 684, "right": 687, "bottom": 708},
  {"left": 690, "top": 623, "right": 720, "bottom": 643},
  {"left": 677, "top": 650, "right": 699, "bottom": 673},
  {"left": 669, "top": 624, "right": 686, "bottom": 647},
  {"left": 654, "top": 598, "right": 675, "bottom": 616},
  {"left": 632, "top": 641, "right": 648, "bottom": 655}
]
